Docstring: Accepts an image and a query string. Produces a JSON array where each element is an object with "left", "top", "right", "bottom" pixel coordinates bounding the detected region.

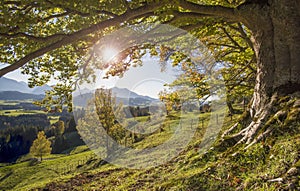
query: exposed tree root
[
  {"left": 267, "top": 166, "right": 299, "bottom": 190},
  {"left": 221, "top": 122, "right": 239, "bottom": 138},
  {"left": 267, "top": 177, "right": 283, "bottom": 183},
  {"left": 220, "top": 92, "right": 300, "bottom": 151}
]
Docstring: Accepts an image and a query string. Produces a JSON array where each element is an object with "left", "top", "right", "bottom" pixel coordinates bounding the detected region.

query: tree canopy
[
  {"left": 1, "top": 0, "right": 299, "bottom": 146},
  {"left": 0, "top": 0, "right": 255, "bottom": 110}
]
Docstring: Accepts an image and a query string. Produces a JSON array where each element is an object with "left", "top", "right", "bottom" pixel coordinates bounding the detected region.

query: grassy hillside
[
  {"left": 0, "top": 108, "right": 299, "bottom": 190},
  {"left": 0, "top": 146, "right": 96, "bottom": 191}
]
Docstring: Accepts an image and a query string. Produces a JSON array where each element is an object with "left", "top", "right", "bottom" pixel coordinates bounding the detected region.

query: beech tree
[
  {"left": 159, "top": 90, "right": 181, "bottom": 115},
  {"left": 0, "top": 0, "right": 299, "bottom": 147},
  {"left": 30, "top": 131, "right": 52, "bottom": 161}
]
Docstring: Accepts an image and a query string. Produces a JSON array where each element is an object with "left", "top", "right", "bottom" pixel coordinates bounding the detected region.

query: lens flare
[{"left": 102, "top": 47, "right": 118, "bottom": 62}]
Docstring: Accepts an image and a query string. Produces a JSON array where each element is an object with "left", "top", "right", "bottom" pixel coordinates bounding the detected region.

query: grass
[
  {"left": 0, "top": 109, "right": 46, "bottom": 116},
  {"left": 0, "top": 109, "right": 217, "bottom": 190},
  {"left": 48, "top": 116, "right": 60, "bottom": 124},
  {"left": 0, "top": 148, "right": 97, "bottom": 191},
  {"left": 0, "top": 100, "right": 19, "bottom": 105},
  {"left": 0, "top": 102, "right": 299, "bottom": 190},
  {"left": 0, "top": 99, "right": 46, "bottom": 116}
]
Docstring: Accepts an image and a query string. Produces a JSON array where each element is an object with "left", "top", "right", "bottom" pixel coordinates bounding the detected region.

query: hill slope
[
  {"left": 43, "top": 115, "right": 300, "bottom": 191},
  {"left": 0, "top": 100, "right": 300, "bottom": 191},
  {"left": 0, "top": 107, "right": 299, "bottom": 191}
]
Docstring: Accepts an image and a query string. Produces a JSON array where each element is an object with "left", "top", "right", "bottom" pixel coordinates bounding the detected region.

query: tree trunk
[
  {"left": 245, "top": 0, "right": 300, "bottom": 115},
  {"left": 226, "top": 94, "right": 236, "bottom": 115},
  {"left": 226, "top": 0, "right": 300, "bottom": 145}
]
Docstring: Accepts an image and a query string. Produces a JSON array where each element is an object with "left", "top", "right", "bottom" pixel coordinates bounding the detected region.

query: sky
[
  {"left": 2, "top": 56, "right": 179, "bottom": 99},
  {"left": 1, "top": 63, "right": 31, "bottom": 82},
  {"left": 78, "top": 56, "right": 179, "bottom": 98}
]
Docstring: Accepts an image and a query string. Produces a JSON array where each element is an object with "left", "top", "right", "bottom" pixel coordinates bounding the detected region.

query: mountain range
[
  {"left": 0, "top": 77, "right": 51, "bottom": 95},
  {"left": 73, "top": 87, "right": 157, "bottom": 107},
  {"left": 0, "top": 77, "right": 157, "bottom": 105}
]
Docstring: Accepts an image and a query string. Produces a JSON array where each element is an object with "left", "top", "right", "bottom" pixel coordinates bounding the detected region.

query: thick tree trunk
[
  {"left": 225, "top": 0, "right": 300, "bottom": 145},
  {"left": 243, "top": 0, "right": 299, "bottom": 116},
  {"left": 248, "top": 0, "right": 300, "bottom": 116}
]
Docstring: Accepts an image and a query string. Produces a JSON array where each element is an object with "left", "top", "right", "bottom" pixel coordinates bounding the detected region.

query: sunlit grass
[
  {"left": 0, "top": 100, "right": 19, "bottom": 105},
  {"left": 0, "top": 110, "right": 215, "bottom": 190},
  {"left": 0, "top": 149, "right": 97, "bottom": 191},
  {"left": 1, "top": 102, "right": 298, "bottom": 190},
  {"left": 0, "top": 109, "right": 46, "bottom": 116},
  {"left": 48, "top": 116, "right": 60, "bottom": 124}
]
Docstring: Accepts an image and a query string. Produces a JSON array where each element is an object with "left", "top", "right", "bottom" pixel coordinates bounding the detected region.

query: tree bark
[
  {"left": 226, "top": 98, "right": 236, "bottom": 115},
  {"left": 179, "top": 1, "right": 299, "bottom": 138},
  {"left": 221, "top": 0, "right": 300, "bottom": 145},
  {"left": 240, "top": 0, "right": 300, "bottom": 117}
]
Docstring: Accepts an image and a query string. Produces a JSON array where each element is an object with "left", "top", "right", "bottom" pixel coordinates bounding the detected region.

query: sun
[{"left": 102, "top": 47, "right": 119, "bottom": 62}]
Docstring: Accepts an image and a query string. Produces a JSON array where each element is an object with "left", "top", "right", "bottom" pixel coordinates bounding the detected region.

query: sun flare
[{"left": 102, "top": 47, "right": 118, "bottom": 62}]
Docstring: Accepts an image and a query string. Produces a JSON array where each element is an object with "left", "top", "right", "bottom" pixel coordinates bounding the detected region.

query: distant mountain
[
  {"left": 73, "top": 93, "right": 93, "bottom": 107},
  {"left": 73, "top": 88, "right": 93, "bottom": 96},
  {"left": 0, "top": 77, "right": 156, "bottom": 104},
  {"left": 73, "top": 87, "right": 157, "bottom": 107},
  {"left": 111, "top": 87, "right": 140, "bottom": 98},
  {"left": 31, "top": 85, "right": 52, "bottom": 94},
  {"left": 0, "top": 77, "right": 51, "bottom": 95},
  {"left": 0, "top": 91, "right": 44, "bottom": 100},
  {"left": 0, "top": 77, "right": 31, "bottom": 93}
]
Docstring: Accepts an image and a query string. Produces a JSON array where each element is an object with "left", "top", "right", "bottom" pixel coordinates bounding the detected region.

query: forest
[{"left": 0, "top": 110, "right": 84, "bottom": 162}]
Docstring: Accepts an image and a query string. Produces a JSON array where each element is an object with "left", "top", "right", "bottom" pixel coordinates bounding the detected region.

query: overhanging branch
[
  {"left": 0, "top": 32, "right": 66, "bottom": 42},
  {"left": 0, "top": 2, "right": 162, "bottom": 77},
  {"left": 178, "top": 0, "right": 239, "bottom": 22}
]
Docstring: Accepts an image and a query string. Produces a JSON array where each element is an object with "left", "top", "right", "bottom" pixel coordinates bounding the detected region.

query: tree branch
[
  {"left": 0, "top": 2, "right": 162, "bottom": 77},
  {"left": 43, "top": 11, "right": 70, "bottom": 21},
  {"left": 8, "top": 2, "right": 37, "bottom": 12},
  {"left": 44, "top": 0, "right": 118, "bottom": 18},
  {"left": 0, "top": 32, "right": 66, "bottom": 42},
  {"left": 220, "top": 26, "right": 245, "bottom": 51},
  {"left": 237, "top": 23, "right": 254, "bottom": 50},
  {"left": 207, "top": 42, "right": 241, "bottom": 49},
  {"left": 3, "top": 1, "right": 22, "bottom": 6},
  {"left": 178, "top": 0, "right": 239, "bottom": 22}
]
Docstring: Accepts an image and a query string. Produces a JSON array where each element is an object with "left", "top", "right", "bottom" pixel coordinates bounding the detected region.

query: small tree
[
  {"left": 94, "top": 88, "right": 125, "bottom": 155},
  {"left": 30, "top": 131, "right": 52, "bottom": 161}
]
